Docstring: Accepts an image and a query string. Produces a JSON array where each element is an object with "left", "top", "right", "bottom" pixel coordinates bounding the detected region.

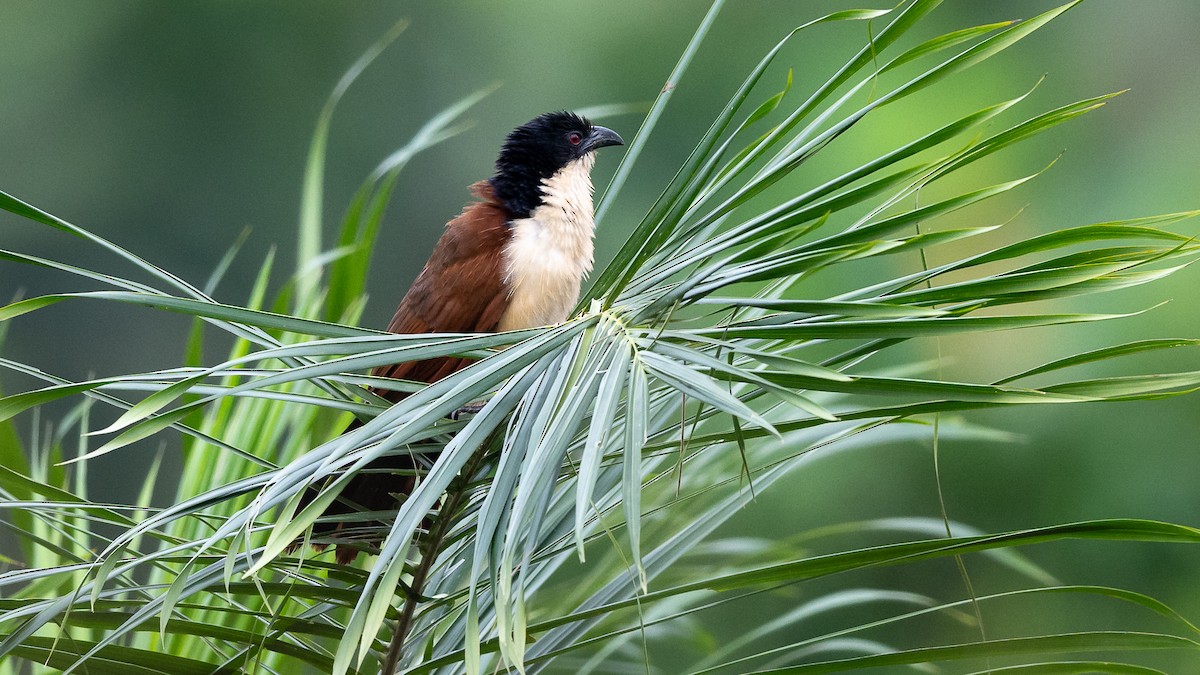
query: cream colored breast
[{"left": 498, "top": 154, "right": 597, "bottom": 332}]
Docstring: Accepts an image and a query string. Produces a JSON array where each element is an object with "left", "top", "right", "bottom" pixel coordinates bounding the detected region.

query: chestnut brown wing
[
  {"left": 298, "top": 183, "right": 511, "bottom": 563},
  {"left": 370, "top": 182, "right": 511, "bottom": 398}
]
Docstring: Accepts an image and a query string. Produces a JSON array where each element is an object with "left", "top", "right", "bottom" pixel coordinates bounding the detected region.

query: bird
[{"left": 299, "top": 111, "right": 624, "bottom": 563}]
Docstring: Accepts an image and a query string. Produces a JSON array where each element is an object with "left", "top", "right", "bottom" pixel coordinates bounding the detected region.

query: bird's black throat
[{"left": 488, "top": 160, "right": 552, "bottom": 220}]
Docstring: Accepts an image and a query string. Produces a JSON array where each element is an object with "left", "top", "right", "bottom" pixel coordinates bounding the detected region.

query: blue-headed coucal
[{"left": 300, "top": 111, "right": 623, "bottom": 563}]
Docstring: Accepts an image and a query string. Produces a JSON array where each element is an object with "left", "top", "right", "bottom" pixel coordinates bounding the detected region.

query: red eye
[{"left": 568, "top": 131, "right": 583, "bottom": 146}]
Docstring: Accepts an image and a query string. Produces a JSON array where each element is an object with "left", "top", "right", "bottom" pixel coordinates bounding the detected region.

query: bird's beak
[{"left": 583, "top": 125, "right": 624, "bottom": 153}]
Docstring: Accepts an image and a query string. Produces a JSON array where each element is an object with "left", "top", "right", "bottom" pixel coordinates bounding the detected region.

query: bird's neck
[
  {"left": 496, "top": 155, "right": 597, "bottom": 331},
  {"left": 535, "top": 153, "right": 596, "bottom": 229}
]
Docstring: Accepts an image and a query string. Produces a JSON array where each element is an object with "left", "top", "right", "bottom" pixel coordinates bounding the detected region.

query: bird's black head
[{"left": 490, "top": 111, "right": 623, "bottom": 219}]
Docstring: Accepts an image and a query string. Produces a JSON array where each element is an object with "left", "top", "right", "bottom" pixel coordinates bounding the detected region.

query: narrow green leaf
[
  {"left": 697, "top": 311, "right": 1133, "bottom": 340},
  {"left": 0, "top": 380, "right": 107, "bottom": 423},
  {"left": 0, "top": 295, "right": 67, "bottom": 321},
  {"left": 591, "top": 3, "right": 902, "bottom": 302},
  {"left": 639, "top": 351, "right": 778, "bottom": 436},
  {"left": 962, "top": 663, "right": 1165, "bottom": 675},
  {"left": 11, "top": 636, "right": 227, "bottom": 675},
  {"left": 296, "top": 19, "right": 410, "bottom": 307},
  {"left": 592, "top": 0, "right": 726, "bottom": 227},
  {"left": 753, "top": 632, "right": 1198, "bottom": 674},
  {"left": 696, "top": 298, "right": 947, "bottom": 318},
  {"left": 881, "top": 21, "right": 1016, "bottom": 75},
  {"left": 625, "top": 359, "right": 649, "bottom": 591},
  {"left": 576, "top": 339, "right": 630, "bottom": 558},
  {"left": 998, "top": 339, "right": 1200, "bottom": 385},
  {"left": 746, "top": 69, "right": 791, "bottom": 125}
]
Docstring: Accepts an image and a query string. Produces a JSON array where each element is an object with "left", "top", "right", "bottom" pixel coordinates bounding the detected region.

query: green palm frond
[{"left": 2, "top": 2, "right": 1200, "bottom": 674}]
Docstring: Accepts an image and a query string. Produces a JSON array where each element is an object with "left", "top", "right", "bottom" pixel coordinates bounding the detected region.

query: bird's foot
[{"left": 449, "top": 401, "right": 487, "bottom": 420}]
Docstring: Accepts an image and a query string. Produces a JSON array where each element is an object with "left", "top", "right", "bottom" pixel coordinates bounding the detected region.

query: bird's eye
[{"left": 567, "top": 131, "right": 583, "bottom": 146}]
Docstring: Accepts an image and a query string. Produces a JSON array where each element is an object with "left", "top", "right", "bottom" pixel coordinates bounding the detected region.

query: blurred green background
[{"left": 2, "top": 0, "right": 1200, "bottom": 667}]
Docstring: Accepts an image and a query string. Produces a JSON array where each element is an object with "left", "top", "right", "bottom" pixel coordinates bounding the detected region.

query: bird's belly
[
  {"left": 498, "top": 210, "right": 594, "bottom": 331},
  {"left": 498, "top": 261, "right": 581, "bottom": 330}
]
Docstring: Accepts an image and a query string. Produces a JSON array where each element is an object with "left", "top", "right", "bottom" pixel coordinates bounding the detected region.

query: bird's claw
[{"left": 449, "top": 401, "right": 487, "bottom": 420}]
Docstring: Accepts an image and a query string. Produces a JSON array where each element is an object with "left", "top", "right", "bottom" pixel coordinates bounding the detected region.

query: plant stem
[
  {"left": 381, "top": 535, "right": 436, "bottom": 673},
  {"left": 380, "top": 443, "right": 492, "bottom": 674}
]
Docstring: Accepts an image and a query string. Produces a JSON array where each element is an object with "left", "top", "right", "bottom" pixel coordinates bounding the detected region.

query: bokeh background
[{"left": 3, "top": 0, "right": 1200, "bottom": 668}]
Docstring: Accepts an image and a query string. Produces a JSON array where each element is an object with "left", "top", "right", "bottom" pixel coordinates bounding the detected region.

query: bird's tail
[{"left": 292, "top": 418, "right": 422, "bottom": 565}]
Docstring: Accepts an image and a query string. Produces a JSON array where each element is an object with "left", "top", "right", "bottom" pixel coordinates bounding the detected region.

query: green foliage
[{"left": 2, "top": 1, "right": 1200, "bottom": 673}]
